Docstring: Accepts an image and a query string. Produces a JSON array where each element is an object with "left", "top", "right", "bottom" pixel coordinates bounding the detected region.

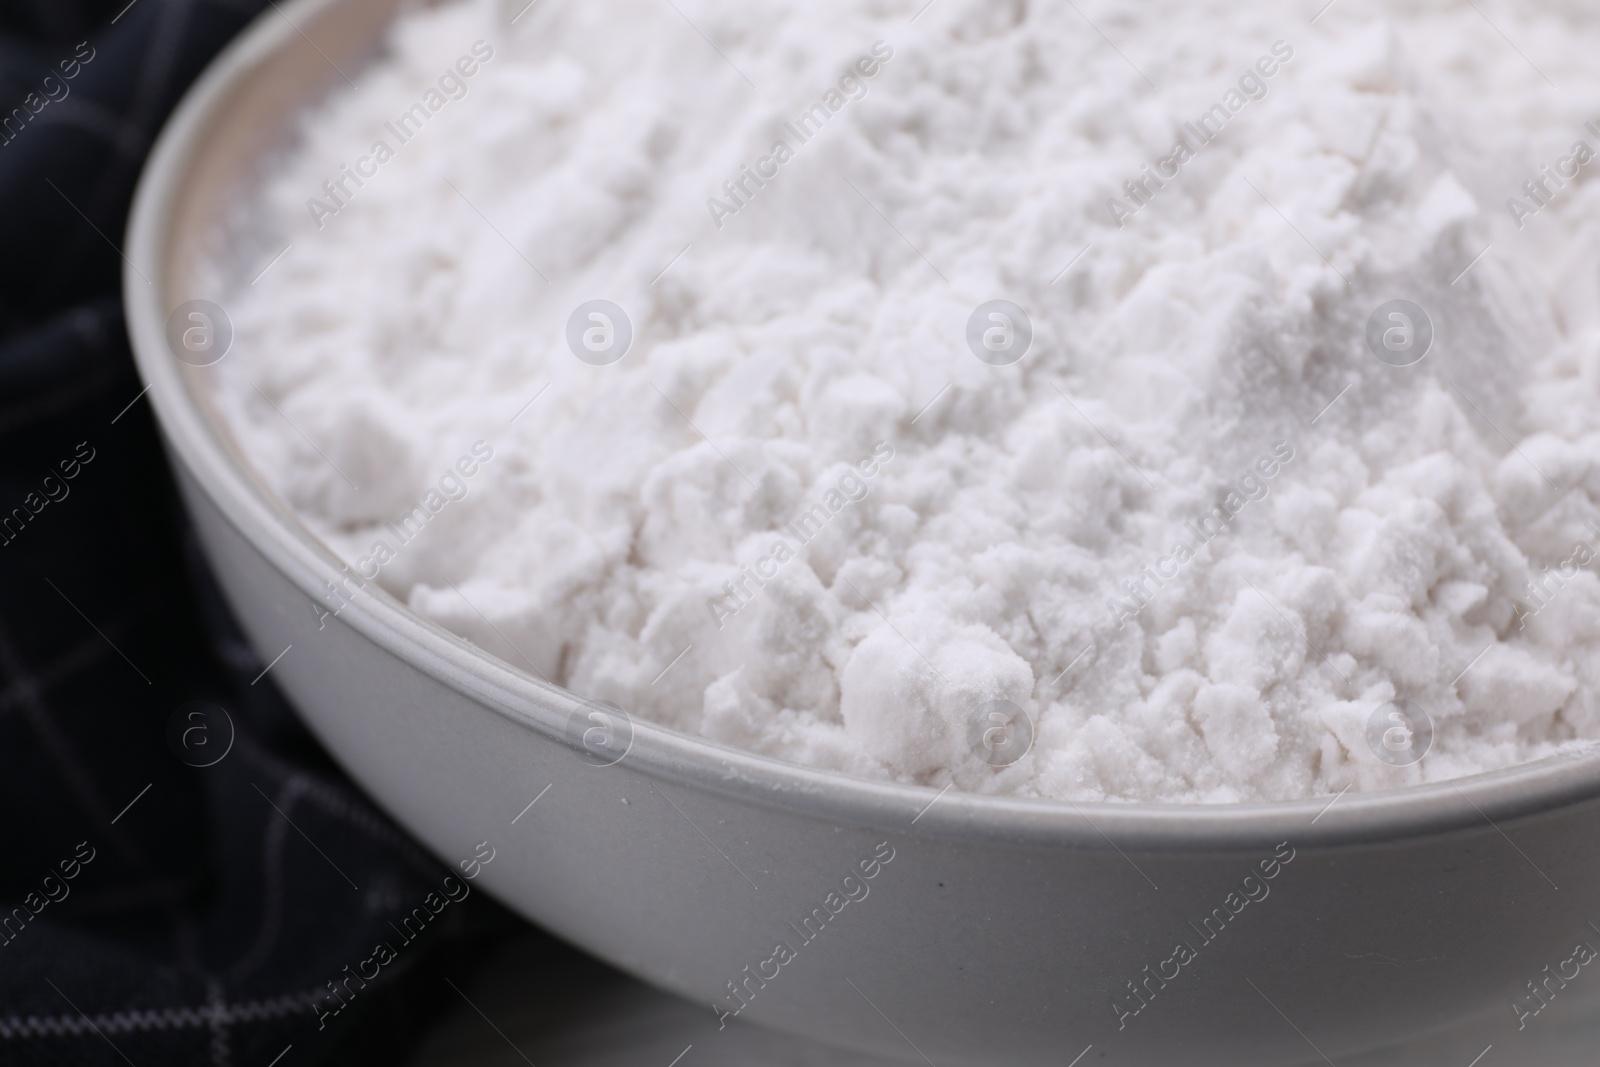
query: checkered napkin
[{"left": 0, "top": 3, "right": 514, "bottom": 1063}]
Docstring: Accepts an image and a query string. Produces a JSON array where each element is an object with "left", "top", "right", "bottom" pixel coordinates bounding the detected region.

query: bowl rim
[{"left": 124, "top": 0, "right": 1600, "bottom": 853}]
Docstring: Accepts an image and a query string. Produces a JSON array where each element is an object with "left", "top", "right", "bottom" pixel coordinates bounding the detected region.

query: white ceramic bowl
[{"left": 126, "top": 2, "right": 1600, "bottom": 1063}]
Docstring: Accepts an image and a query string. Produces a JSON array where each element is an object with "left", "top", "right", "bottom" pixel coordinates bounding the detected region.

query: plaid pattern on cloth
[{"left": 0, "top": 3, "right": 517, "bottom": 1064}]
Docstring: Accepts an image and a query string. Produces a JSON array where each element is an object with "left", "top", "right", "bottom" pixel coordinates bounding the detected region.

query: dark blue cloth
[{"left": 0, "top": 3, "right": 515, "bottom": 1063}]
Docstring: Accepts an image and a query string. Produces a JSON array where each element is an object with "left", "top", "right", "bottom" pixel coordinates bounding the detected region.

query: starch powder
[{"left": 212, "top": 0, "right": 1600, "bottom": 802}]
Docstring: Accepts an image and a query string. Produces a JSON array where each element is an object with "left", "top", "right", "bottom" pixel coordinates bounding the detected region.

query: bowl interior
[{"left": 129, "top": 0, "right": 1600, "bottom": 850}]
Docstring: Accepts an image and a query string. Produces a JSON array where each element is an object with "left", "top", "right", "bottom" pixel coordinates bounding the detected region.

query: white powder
[{"left": 213, "top": 0, "right": 1600, "bottom": 802}]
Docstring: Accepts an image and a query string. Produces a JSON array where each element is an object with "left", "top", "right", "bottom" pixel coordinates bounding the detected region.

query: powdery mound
[{"left": 212, "top": 0, "right": 1600, "bottom": 802}]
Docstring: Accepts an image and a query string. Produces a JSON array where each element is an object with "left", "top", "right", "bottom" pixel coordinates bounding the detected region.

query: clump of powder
[{"left": 212, "top": 0, "right": 1600, "bottom": 801}]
